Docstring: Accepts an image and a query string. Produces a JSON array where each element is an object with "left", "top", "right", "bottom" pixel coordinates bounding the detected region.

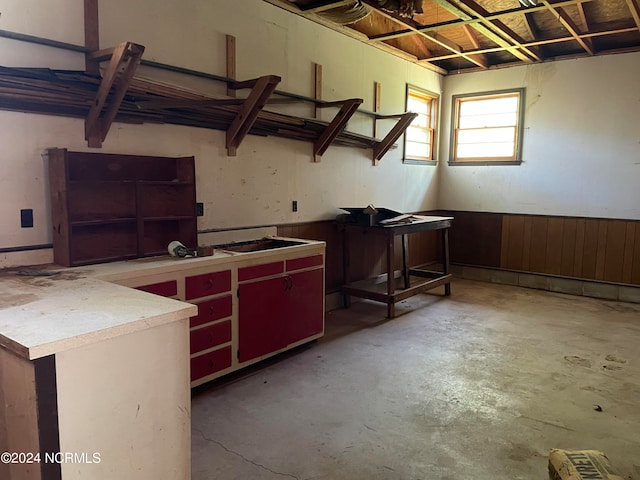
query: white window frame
[
  {"left": 449, "top": 88, "right": 525, "bottom": 165},
  {"left": 403, "top": 85, "right": 438, "bottom": 165}
]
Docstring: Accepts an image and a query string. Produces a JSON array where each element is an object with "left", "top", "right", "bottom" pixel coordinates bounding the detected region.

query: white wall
[
  {"left": 439, "top": 52, "right": 640, "bottom": 220},
  {"left": 0, "top": 0, "right": 441, "bottom": 250}
]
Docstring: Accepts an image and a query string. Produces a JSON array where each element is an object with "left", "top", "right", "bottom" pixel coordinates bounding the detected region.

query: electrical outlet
[
  {"left": 292, "top": 200, "right": 298, "bottom": 212},
  {"left": 20, "top": 209, "right": 33, "bottom": 228},
  {"left": 196, "top": 202, "right": 204, "bottom": 216}
]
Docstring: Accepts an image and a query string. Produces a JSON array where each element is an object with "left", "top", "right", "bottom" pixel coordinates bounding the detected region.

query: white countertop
[
  {"left": 0, "top": 237, "right": 325, "bottom": 361},
  {"left": 0, "top": 270, "right": 197, "bottom": 360}
]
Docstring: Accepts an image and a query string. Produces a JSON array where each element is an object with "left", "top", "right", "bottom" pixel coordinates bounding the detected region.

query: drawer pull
[
  {"left": 206, "top": 279, "right": 214, "bottom": 289},
  {"left": 209, "top": 360, "right": 214, "bottom": 369},
  {"left": 209, "top": 306, "right": 215, "bottom": 316}
]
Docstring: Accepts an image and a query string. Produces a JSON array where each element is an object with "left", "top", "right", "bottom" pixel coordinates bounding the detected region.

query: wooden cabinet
[
  {"left": 184, "top": 268, "right": 234, "bottom": 384},
  {"left": 48, "top": 148, "right": 197, "bottom": 266},
  {"left": 115, "top": 245, "right": 325, "bottom": 387},
  {"left": 238, "top": 254, "right": 324, "bottom": 363}
]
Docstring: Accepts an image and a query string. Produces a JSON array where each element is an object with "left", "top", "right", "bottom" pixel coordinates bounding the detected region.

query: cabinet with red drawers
[
  {"left": 126, "top": 243, "right": 325, "bottom": 387},
  {"left": 185, "top": 269, "right": 234, "bottom": 383}
]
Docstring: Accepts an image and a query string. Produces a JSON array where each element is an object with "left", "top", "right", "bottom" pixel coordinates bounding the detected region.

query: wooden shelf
[
  {"left": 71, "top": 218, "right": 137, "bottom": 227},
  {"left": 138, "top": 180, "right": 194, "bottom": 186},
  {"left": 49, "top": 149, "right": 197, "bottom": 266},
  {"left": 143, "top": 216, "right": 195, "bottom": 222}
]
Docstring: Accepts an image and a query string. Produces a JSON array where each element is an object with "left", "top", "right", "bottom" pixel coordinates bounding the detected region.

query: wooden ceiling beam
[
  {"left": 462, "top": 25, "right": 490, "bottom": 67},
  {"left": 576, "top": 2, "right": 590, "bottom": 31},
  {"left": 314, "top": 98, "right": 362, "bottom": 161},
  {"left": 408, "top": 34, "right": 433, "bottom": 59},
  {"left": 522, "top": 13, "right": 546, "bottom": 60},
  {"left": 425, "top": 27, "right": 637, "bottom": 61},
  {"left": 624, "top": 0, "right": 640, "bottom": 29},
  {"left": 368, "top": 0, "right": 591, "bottom": 41},
  {"left": 439, "top": 0, "right": 540, "bottom": 62},
  {"left": 373, "top": 112, "right": 417, "bottom": 165},
  {"left": 361, "top": 2, "right": 489, "bottom": 68},
  {"left": 541, "top": 1, "right": 594, "bottom": 55},
  {"left": 226, "top": 75, "right": 281, "bottom": 156},
  {"left": 85, "top": 41, "right": 145, "bottom": 148}
]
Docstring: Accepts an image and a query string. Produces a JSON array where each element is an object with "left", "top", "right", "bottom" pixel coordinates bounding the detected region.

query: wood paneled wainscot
[{"left": 445, "top": 210, "right": 640, "bottom": 286}]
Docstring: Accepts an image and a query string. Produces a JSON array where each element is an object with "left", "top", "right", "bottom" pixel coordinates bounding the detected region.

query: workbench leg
[
  {"left": 341, "top": 227, "right": 351, "bottom": 308},
  {"left": 387, "top": 233, "right": 395, "bottom": 318},
  {"left": 401, "top": 234, "right": 410, "bottom": 290},
  {"left": 442, "top": 228, "right": 451, "bottom": 296}
]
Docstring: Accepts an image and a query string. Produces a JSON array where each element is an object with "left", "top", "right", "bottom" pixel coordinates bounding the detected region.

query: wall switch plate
[
  {"left": 20, "top": 209, "right": 34, "bottom": 228},
  {"left": 196, "top": 202, "right": 204, "bottom": 216},
  {"left": 292, "top": 200, "right": 298, "bottom": 212}
]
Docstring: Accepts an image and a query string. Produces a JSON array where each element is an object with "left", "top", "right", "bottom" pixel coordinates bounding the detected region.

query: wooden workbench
[{"left": 340, "top": 215, "right": 453, "bottom": 318}]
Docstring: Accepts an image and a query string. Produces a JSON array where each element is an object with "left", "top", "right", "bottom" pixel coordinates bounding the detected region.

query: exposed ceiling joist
[
  {"left": 263, "top": 0, "right": 640, "bottom": 73},
  {"left": 541, "top": 0, "right": 594, "bottom": 55},
  {"left": 443, "top": 0, "right": 540, "bottom": 62},
  {"left": 368, "top": 0, "right": 590, "bottom": 39},
  {"left": 425, "top": 26, "right": 637, "bottom": 61},
  {"left": 361, "top": 1, "right": 490, "bottom": 68},
  {"left": 626, "top": 0, "right": 640, "bottom": 29}
]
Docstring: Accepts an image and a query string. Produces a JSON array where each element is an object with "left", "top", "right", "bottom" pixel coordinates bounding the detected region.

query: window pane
[
  {"left": 459, "top": 112, "right": 517, "bottom": 129},
  {"left": 406, "top": 141, "right": 431, "bottom": 158},
  {"left": 407, "top": 127, "right": 431, "bottom": 143},
  {"left": 452, "top": 90, "right": 523, "bottom": 163},
  {"left": 405, "top": 86, "right": 438, "bottom": 163},
  {"left": 457, "top": 127, "right": 515, "bottom": 144},
  {"left": 459, "top": 96, "right": 518, "bottom": 116},
  {"left": 457, "top": 142, "right": 515, "bottom": 158},
  {"left": 407, "top": 97, "right": 430, "bottom": 114},
  {"left": 411, "top": 113, "right": 428, "bottom": 128}
]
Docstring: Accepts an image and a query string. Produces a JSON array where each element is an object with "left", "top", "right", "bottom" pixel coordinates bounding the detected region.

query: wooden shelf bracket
[
  {"left": 313, "top": 98, "right": 362, "bottom": 162},
  {"left": 226, "top": 75, "right": 281, "bottom": 156},
  {"left": 85, "top": 41, "right": 145, "bottom": 148},
  {"left": 372, "top": 112, "right": 417, "bottom": 165}
]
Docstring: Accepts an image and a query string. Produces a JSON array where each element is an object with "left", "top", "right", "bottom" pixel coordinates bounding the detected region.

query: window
[
  {"left": 404, "top": 86, "right": 438, "bottom": 164},
  {"left": 450, "top": 88, "right": 525, "bottom": 164}
]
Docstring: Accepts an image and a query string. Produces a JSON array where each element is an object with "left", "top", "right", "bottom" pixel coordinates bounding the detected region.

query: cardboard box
[{"left": 548, "top": 449, "right": 624, "bottom": 480}]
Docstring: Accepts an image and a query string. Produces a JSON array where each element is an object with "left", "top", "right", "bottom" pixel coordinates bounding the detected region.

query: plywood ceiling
[{"left": 263, "top": 0, "right": 640, "bottom": 73}]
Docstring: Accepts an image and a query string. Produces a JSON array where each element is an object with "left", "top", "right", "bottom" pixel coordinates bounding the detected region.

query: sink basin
[{"left": 215, "top": 238, "right": 307, "bottom": 253}]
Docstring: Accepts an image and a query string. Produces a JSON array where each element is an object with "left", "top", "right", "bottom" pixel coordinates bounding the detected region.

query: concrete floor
[{"left": 191, "top": 279, "right": 640, "bottom": 480}]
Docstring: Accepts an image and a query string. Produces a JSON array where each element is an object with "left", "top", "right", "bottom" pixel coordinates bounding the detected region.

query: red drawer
[
  {"left": 286, "top": 255, "right": 323, "bottom": 272},
  {"left": 191, "top": 346, "right": 232, "bottom": 382},
  {"left": 238, "top": 261, "right": 283, "bottom": 282},
  {"left": 135, "top": 280, "right": 177, "bottom": 297},
  {"left": 190, "top": 295, "right": 232, "bottom": 328},
  {"left": 185, "top": 270, "right": 231, "bottom": 300},
  {"left": 190, "top": 320, "right": 232, "bottom": 354}
]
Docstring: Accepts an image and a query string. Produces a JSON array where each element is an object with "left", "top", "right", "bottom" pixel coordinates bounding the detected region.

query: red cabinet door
[
  {"left": 286, "top": 268, "right": 324, "bottom": 344},
  {"left": 238, "top": 276, "right": 288, "bottom": 363}
]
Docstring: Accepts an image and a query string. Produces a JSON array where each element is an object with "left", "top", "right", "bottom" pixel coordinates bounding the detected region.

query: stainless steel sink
[{"left": 215, "top": 238, "right": 306, "bottom": 253}]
